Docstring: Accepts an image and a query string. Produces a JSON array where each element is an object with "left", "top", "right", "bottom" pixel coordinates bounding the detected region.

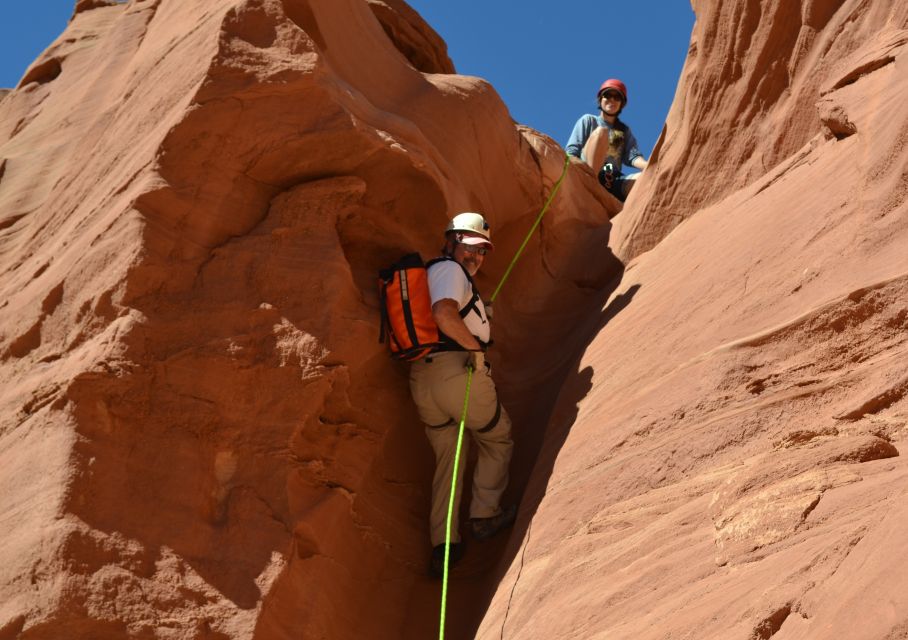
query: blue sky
[
  {"left": 1, "top": 1, "right": 694, "bottom": 156},
  {"left": 0, "top": 2, "right": 75, "bottom": 88},
  {"left": 406, "top": 2, "right": 695, "bottom": 155}
]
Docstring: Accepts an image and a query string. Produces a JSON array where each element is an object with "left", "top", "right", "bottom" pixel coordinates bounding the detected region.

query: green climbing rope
[
  {"left": 439, "top": 366, "right": 472, "bottom": 640},
  {"left": 489, "top": 153, "right": 571, "bottom": 303},
  {"left": 438, "top": 153, "right": 571, "bottom": 639}
]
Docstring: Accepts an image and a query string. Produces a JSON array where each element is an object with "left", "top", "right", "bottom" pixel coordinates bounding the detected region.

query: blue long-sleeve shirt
[{"left": 565, "top": 114, "right": 642, "bottom": 175}]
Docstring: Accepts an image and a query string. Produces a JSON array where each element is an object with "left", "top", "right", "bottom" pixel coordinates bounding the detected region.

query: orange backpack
[{"left": 378, "top": 254, "right": 480, "bottom": 361}]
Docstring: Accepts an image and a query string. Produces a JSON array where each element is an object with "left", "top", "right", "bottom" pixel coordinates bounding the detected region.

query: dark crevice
[
  {"left": 459, "top": 268, "right": 632, "bottom": 639},
  {"left": 827, "top": 56, "right": 896, "bottom": 94},
  {"left": 18, "top": 57, "right": 63, "bottom": 88},
  {"left": 21, "top": 384, "right": 64, "bottom": 416},
  {"left": 367, "top": 0, "right": 455, "bottom": 74},
  {"left": 834, "top": 378, "right": 908, "bottom": 420},
  {"left": 4, "top": 319, "right": 43, "bottom": 359},
  {"left": 73, "top": 0, "right": 120, "bottom": 16},
  {"left": 42, "top": 282, "right": 65, "bottom": 315},
  {"left": 800, "top": 494, "right": 822, "bottom": 522},
  {"left": 752, "top": 604, "right": 793, "bottom": 639},
  {"left": 0, "top": 615, "right": 26, "bottom": 640},
  {"left": 498, "top": 518, "right": 533, "bottom": 639},
  {"left": 281, "top": 0, "right": 327, "bottom": 51}
]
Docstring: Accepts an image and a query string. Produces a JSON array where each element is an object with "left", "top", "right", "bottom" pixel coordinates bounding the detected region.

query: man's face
[{"left": 452, "top": 234, "right": 489, "bottom": 276}]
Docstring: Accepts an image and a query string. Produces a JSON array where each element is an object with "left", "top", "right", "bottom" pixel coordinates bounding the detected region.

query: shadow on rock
[{"left": 453, "top": 247, "right": 640, "bottom": 639}]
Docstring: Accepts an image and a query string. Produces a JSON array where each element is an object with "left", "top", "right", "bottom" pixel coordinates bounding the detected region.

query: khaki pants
[{"left": 410, "top": 351, "right": 513, "bottom": 546}]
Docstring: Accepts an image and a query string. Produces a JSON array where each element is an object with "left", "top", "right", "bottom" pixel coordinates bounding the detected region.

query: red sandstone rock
[
  {"left": 73, "top": 0, "right": 120, "bottom": 16},
  {"left": 612, "top": 0, "right": 908, "bottom": 261},
  {"left": 365, "top": 0, "right": 455, "bottom": 74},
  {"left": 478, "top": 1, "right": 908, "bottom": 639},
  {"left": 0, "top": 1, "right": 613, "bottom": 638},
  {"left": 1, "top": 1, "right": 906, "bottom": 640}
]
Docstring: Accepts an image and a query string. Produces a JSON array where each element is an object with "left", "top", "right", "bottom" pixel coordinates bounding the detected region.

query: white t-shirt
[{"left": 427, "top": 259, "right": 490, "bottom": 344}]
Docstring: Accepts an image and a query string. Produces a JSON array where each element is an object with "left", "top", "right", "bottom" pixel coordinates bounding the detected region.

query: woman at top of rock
[{"left": 565, "top": 78, "right": 649, "bottom": 202}]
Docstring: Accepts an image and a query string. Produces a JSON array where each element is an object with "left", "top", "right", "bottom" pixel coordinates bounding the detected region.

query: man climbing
[
  {"left": 566, "top": 78, "right": 649, "bottom": 201},
  {"left": 409, "top": 212, "right": 517, "bottom": 577}
]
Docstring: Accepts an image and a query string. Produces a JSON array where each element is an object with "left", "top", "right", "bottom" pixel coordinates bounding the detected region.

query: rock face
[
  {"left": 0, "top": 2, "right": 905, "bottom": 640},
  {"left": 479, "top": 1, "right": 908, "bottom": 639},
  {"left": 612, "top": 0, "right": 908, "bottom": 261},
  {"left": 0, "top": 1, "right": 615, "bottom": 639}
]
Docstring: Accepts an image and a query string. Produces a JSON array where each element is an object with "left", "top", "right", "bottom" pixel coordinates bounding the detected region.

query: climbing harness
[{"left": 438, "top": 153, "right": 571, "bottom": 640}]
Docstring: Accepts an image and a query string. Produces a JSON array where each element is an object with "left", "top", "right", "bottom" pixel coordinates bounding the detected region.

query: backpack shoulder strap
[
  {"left": 424, "top": 255, "right": 451, "bottom": 270},
  {"left": 425, "top": 256, "right": 481, "bottom": 318}
]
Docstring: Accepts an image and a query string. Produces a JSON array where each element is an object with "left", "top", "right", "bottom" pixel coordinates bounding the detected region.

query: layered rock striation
[
  {"left": 0, "top": 1, "right": 615, "bottom": 638},
  {"left": 1, "top": 0, "right": 907, "bottom": 639},
  {"left": 480, "top": 1, "right": 908, "bottom": 639}
]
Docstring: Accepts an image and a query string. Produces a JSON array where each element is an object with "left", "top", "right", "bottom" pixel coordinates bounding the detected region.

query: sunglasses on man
[
  {"left": 462, "top": 244, "right": 489, "bottom": 256},
  {"left": 600, "top": 91, "right": 623, "bottom": 102}
]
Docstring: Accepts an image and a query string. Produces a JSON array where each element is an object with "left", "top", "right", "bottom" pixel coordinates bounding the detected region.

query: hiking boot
[
  {"left": 429, "top": 542, "right": 464, "bottom": 578},
  {"left": 471, "top": 504, "right": 517, "bottom": 541}
]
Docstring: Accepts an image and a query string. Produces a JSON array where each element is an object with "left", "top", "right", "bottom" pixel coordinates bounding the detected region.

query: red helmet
[{"left": 597, "top": 78, "right": 628, "bottom": 105}]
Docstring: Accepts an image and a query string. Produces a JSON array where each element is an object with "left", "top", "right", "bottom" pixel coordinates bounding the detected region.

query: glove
[
  {"left": 467, "top": 351, "right": 486, "bottom": 373},
  {"left": 484, "top": 301, "right": 493, "bottom": 320}
]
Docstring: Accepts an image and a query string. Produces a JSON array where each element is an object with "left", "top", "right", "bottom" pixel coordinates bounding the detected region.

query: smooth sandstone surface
[
  {"left": 0, "top": 1, "right": 905, "bottom": 639},
  {"left": 481, "top": 1, "right": 908, "bottom": 639}
]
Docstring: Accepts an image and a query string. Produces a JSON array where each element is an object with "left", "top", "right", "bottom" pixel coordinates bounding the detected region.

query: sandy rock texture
[
  {"left": 480, "top": 1, "right": 908, "bottom": 639},
  {"left": 0, "top": 1, "right": 615, "bottom": 639},
  {"left": 613, "top": 0, "right": 908, "bottom": 261},
  {"left": 1, "top": 0, "right": 906, "bottom": 639}
]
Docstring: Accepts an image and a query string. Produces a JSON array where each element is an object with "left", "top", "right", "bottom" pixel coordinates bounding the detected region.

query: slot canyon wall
[
  {"left": 479, "top": 0, "right": 908, "bottom": 639},
  {"left": 0, "top": 1, "right": 905, "bottom": 640}
]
